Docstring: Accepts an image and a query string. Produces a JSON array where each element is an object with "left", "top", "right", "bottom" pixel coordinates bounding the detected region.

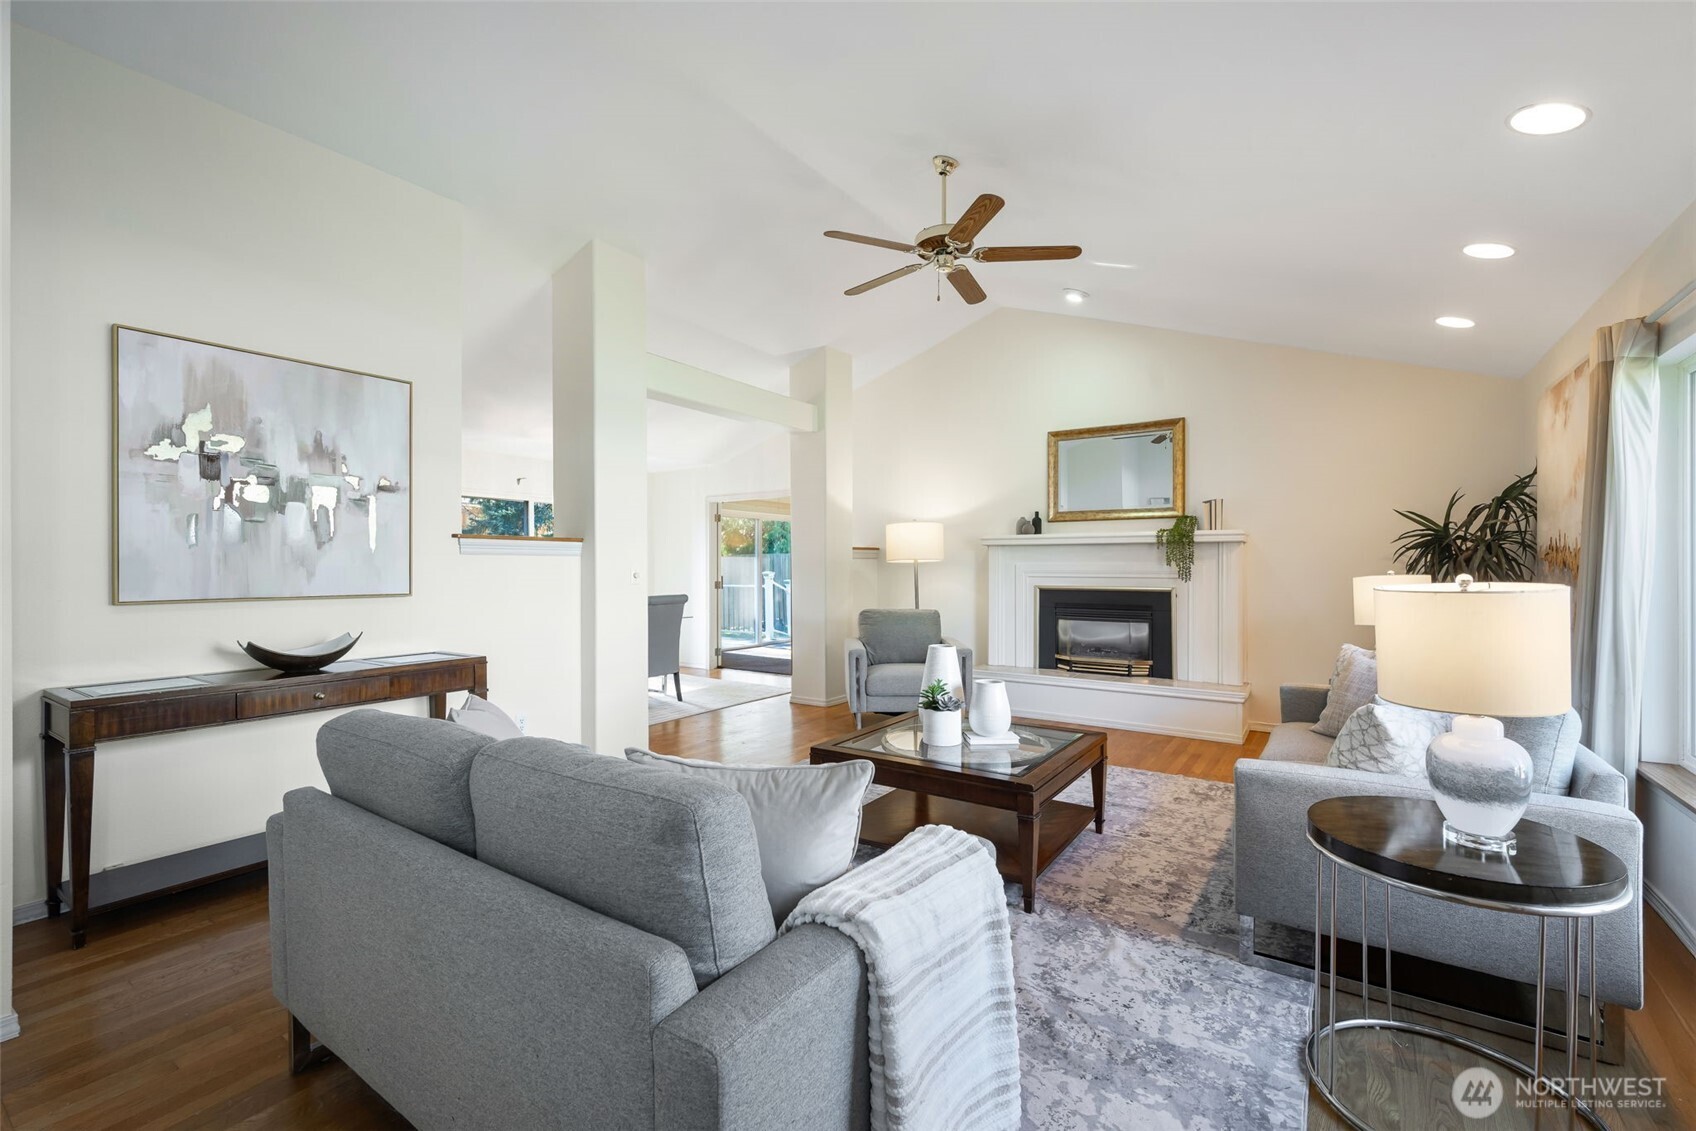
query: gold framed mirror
[{"left": 1047, "top": 417, "right": 1186, "bottom": 522}]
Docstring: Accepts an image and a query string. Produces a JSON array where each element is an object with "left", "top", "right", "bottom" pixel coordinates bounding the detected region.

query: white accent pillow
[
  {"left": 1312, "top": 644, "right": 1378, "bottom": 738},
  {"left": 1326, "top": 701, "right": 1451, "bottom": 779},
  {"left": 449, "top": 694, "right": 523, "bottom": 740},
  {"left": 626, "top": 748, "right": 874, "bottom": 921}
]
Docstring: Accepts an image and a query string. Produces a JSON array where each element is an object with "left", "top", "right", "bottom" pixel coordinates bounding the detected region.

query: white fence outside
[{"left": 719, "top": 553, "right": 791, "bottom": 645}]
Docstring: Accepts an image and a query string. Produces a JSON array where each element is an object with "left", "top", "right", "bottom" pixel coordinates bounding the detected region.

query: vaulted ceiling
[{"left": 19, "top": 2, "right": 1696, "bottom": 469}]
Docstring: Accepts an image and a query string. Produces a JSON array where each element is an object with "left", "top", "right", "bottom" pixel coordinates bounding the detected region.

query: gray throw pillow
[
  {"left": 1327, "top": 702, "right": 1450, "bottom": 779},
  {"left": 1312, "top": 644, "right": 1377, "bottom": 738},
  {"left": 1339, "top": 695, "right": 1583, "bottom": 796},
  {"left": 449, "top": 694, "right": 523, "bottom": 740},
  {"left": 1502, "top": 709, "right": 1583, "bottom": 795},
  {"left": 626, "top": 748, "right": 874, "bottom": 922}
]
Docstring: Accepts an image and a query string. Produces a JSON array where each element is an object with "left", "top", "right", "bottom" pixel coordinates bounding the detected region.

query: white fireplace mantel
[{"left": 980, "top": 530, "right": 1249, "bottom": 741}]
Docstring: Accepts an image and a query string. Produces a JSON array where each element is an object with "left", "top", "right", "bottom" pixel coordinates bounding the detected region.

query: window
[
  {"left": 532, "top": 502, "right": 554, "bottom": 538},
  {"left": 1642, "top": 355, "right": 1695, "bottom": 773},
  {"left": 460, "top": 496, "right": 529, "bottom": 536}
]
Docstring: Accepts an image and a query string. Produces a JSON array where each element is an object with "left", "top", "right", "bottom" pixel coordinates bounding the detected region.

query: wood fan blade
[
  {"left": 824, "top": 230, "right": 916, "bottom": 253},
  {"left": 948, "top": 267, "right": 987, "bottom": 305},
  {"left": 845, "top": 262, "right": 923, "bottom": 296},
  {"left": 946, "top": 194, "right": 1004, "bottom": 246},
  {"left": 974, "top": 245, "right": 1083, "bottom": 262}
]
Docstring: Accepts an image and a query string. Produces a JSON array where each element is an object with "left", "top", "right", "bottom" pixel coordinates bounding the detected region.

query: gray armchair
[
  {"left": 648, "top": 594, "right": 688, "bottom": 701},
  {"left": 844, "top": 609, "right": 973, "bottom": 727}
]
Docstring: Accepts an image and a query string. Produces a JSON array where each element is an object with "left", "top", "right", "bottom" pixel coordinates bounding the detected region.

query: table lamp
[
  {"left": 1352, "top": 571, "right": 1430, "bottom": 626},
  {"left": 1374, "top": 575, "right": 1571, "bottom": 854},
  {"left": 885, "top": 521, "right": 944, "bottom": 608}
]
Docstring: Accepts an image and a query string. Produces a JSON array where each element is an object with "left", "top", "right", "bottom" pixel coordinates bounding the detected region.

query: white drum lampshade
[
  {"left": 1352, "top": 572, "right": 1430, "bottom": 626},
  {"left": 1374, "top": 581, "right": 1571, "bottom": 717},
  {"left": 1374, "top": 578, "right": 1572, "bottom": 852},
  {"left": 886, "top": 521, "right": 944, "bottom": 607}
]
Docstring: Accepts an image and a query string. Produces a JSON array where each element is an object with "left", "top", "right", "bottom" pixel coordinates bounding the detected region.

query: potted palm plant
[
  {"left": 918, "top": 678, "right": 965, "bottom": 747},
  {"left": 1391, "top": 469, "right": 1538, "bottom": 581}
]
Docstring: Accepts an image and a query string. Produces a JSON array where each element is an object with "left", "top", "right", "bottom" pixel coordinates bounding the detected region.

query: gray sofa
[
  {"left": 1235, "top": 684, "right": 1644, "bottom": 1015},
  {"left": 269, "top": 710, "right": 871, "bottom": 1130},
  {"left": 844, "top": 608, "right": 973, "bottom": 727}
]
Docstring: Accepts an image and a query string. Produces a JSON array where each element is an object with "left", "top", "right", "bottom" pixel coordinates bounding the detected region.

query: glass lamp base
[{"left": 1443, "top": 821, "right": 1517, "bottom": 856}]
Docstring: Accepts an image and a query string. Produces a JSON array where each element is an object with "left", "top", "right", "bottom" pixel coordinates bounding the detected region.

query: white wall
[
  {"left": 462, "top": 446, "right": 555, "bottom": 506},
  {"left": 1, "top": 1, "right": 17, "bottom": 1040},
  {"left": 648, "top": 430, "right": 790, "bottom": 669},
  {"left": 9, "top": 31, "right": 579, "bottom": 918},
  {"left": 852, "top": 308, "right": 1532, "bottom": 726}
]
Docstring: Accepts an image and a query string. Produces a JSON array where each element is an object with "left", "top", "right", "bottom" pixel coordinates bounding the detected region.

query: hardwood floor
[{"left": 5, "top": 683, "right": 1688, "bottom": 1130}]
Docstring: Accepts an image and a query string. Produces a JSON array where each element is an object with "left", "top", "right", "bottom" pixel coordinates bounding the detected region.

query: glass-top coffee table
[{"left": 810, "top": 714, "right": 1108, "bottom": 911}]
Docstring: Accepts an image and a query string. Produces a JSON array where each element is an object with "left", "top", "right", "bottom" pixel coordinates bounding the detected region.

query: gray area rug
[
  {"left": 867, "top": 766, "right": 1310, "bottom": 1129},
  {"left": 647, "top": 674, "right": 787, "bottom": 724}
]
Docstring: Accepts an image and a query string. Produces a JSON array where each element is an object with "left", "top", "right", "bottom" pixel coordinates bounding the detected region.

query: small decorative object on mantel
[
  {"left": 1031, "top": 510, "right": 1043, "bottom": 534},
  {"left": 1156, "top": 515, "right": 1199, "bottom": 583},
  {"left": 1016, "top": 515, "right": 1034, "bottom": 535},
  {"left": 239, "top": 631, "right": 363, "bottom": 674},
  {"left": 918, "top": 678, "right": 964, "bottom": 747},
  {"left": 1202, "top": 499, "right": 1225, "bottom": 531}
]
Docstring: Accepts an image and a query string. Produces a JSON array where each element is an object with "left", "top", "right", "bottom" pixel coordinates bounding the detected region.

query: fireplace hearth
[{"left": 1037, "top": 588, "right": 1173, "bottom": 680}]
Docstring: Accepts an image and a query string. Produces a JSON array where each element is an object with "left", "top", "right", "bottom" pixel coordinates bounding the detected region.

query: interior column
[
  {"left": 552, "top": 240, "right": 649, "bottom": 752},
  {"left": 788, "top": 347, "right": 853, "bottom": 707}
]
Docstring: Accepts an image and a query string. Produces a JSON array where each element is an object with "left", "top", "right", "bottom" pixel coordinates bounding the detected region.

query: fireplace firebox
[{"left": 1037, "top": 588, "right": 1173, "bottom": 679}]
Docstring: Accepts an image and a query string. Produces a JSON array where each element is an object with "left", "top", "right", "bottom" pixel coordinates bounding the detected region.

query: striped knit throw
[{"left": 782, "top": 824, "right": 1020, "bottom": 1131}]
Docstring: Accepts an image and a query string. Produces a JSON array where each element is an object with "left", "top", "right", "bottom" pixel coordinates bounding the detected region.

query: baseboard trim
[
  {"left": 13, "top": 901, "right": 48, "bottom": 927},
  {"left": 1645, "top": 882, "right": 1696, "bottom": 959},
  {"left": 0, "top": 1012, "right": 18, "bottom": 1042},
  {"left": 789, "top": 694, "right": 847, "bottom": 708}
]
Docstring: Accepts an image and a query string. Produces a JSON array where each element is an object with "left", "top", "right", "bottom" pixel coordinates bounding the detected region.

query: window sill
[
  {"left": 1638, "top": 762, "right": 1696, "bottom": 815},
  {"left": 453, "top": 533, "right": 583, "bottom": 557}
]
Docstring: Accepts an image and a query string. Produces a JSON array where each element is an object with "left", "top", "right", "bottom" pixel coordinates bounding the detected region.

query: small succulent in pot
[
  {"left": 918, "top": 678, "right": 965, "bottom": 746},
  {"left": 919, "top": 679, "right": 964, "bottom": 713}
]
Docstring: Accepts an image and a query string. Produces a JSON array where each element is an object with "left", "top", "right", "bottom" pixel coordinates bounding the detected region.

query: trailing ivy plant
[
  {"left": 1391, "top": 468, "right": 1538, "bottom": 582},
  {"left": 918, "top": 678, "right": 963, "bottom": 713},
  {"left": 1157, "top": 514, "right": 1199, "bottom": 583}
]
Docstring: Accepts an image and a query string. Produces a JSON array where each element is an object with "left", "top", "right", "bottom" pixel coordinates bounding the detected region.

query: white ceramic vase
[
  {"left": 922, "top": 643, "right": 963, "bottom": 700},
  {"left": 970, "top": 679, "right": 1012, "bottom": 738},
  {"left": 1425, "top": 715, "right": 1533, "bottom": 852},
  {"left": 920, "top": 707, "right": 963, "bottom": 747}
]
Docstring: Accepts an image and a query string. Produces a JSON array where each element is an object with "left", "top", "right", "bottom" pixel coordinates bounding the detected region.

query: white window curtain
[
  {"left": 1642, "top": 355, "right": 1695, "bottom": 774},
  {"left": 1572, "top": 318, "right": 1661, "bottom": 793}
]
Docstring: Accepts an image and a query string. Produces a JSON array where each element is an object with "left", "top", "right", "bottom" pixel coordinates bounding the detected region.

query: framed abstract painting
[{"left": 112, "top": 326, "right": 412, "bottom": 604}]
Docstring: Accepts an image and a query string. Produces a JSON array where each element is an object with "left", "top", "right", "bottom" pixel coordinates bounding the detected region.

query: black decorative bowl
[{"left": 239, "top": 632, "right": 363, "bottom": 674}]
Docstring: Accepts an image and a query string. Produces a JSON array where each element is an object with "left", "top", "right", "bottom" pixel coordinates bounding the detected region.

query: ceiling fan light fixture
[{"left": 1063, "top": 289, "right": 1089, "bottom": 305}]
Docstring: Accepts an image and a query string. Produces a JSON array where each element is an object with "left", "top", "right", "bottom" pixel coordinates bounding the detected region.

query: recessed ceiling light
[
  {"left": 1508, "top": 102, "right": 1590, "bottom": 135},
  {"left": 1090, "top": 261, "right": 1139, "bottom": 270},
  {"left": 1463, "top": 243, "right": 1516, "bottom": 259},
  {"left": 1436, "top": 316, "right": 1476, "bottom": 329},
  {"left": 1063, "top": 289, "right": 1089, "bottom": 304}
]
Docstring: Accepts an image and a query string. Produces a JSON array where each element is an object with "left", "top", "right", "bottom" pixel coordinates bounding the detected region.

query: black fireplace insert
[{"left": 1037, "top": 588, "right": 1173, "bottom": 679}]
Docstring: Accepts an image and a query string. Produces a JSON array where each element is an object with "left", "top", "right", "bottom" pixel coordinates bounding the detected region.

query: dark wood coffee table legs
[
  {"left": 42, "top": 724, "right": 65, "bottom": 921},
  {"left": 1018, "top": 811, "right": 1039, "bottom": 913},
  {"left": 1092, "top": 757, "right": 1106, "bottom": 833}
]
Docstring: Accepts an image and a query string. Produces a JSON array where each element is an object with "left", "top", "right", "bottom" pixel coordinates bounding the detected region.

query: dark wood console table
[{"left": 41, "top": 651, "right": 487, "bottom": 948}]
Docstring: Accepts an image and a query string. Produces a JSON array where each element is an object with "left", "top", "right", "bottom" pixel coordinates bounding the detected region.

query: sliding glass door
[{"left": 715, "top": 502, "right": 792, "bottom": 674}]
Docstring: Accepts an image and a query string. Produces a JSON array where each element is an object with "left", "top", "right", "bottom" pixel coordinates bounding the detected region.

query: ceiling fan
[{"left": 824, "top": 155, "right": 1082, "bottom": 306}]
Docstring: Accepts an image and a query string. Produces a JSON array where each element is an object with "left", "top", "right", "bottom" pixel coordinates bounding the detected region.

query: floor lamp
[{"left": 885, "top": 522, "right": 944, "bottom": 608}]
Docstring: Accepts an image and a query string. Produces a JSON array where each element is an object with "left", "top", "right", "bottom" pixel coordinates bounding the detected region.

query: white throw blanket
[{"left": 782, "top": 824, "right": 1020, "bottom": 1131}]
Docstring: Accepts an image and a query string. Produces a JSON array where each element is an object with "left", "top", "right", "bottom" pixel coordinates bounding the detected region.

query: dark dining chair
[{"left": 647, "top": 594, "right": 689, "bottom": 701}]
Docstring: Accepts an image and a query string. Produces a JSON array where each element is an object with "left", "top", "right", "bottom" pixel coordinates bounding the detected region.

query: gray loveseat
[
  {"left": 1235, "top": 684, "right": 1644, "bottom": 1026},
  {"left": 269, "top": 710, "right": 871, "bottom": 1130},
  {"left": 845, "top": 608, "right": 973, "bottom": 727}
]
